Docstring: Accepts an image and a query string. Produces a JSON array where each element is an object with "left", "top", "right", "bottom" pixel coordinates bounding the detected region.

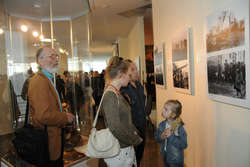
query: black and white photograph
[
  {"left": 173, "top": 60, "right": 189, "bottom": 89},
  {"left": 207, "top": 50, "right": 246, "bottom": 99},
  {"left": 206, "top": 1, "right": 245, "bottom": 53},
  {"left": 172, "top": 28, "right": 192, "bottom": 94},
  {"left": 206, "top": 0, "right": 250, "bottom": 108},
  {"left": 154, "top": 44, "right": 166, "bottom": 88},
  {"left": 154, "top": 47, "right": 163, "bottom": 85}
]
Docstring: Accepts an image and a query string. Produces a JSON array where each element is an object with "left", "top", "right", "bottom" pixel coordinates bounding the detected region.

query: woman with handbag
[{"left": 102, "top": 56, "right": 143, "bottom": 167}]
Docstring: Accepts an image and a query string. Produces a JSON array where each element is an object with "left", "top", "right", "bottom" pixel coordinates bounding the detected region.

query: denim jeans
[
  {"left": 168, "top": 163, "right": 184, "bottom": 167},
  {"left": 163, "top": 156, "right": 184, "bottom": 167}
]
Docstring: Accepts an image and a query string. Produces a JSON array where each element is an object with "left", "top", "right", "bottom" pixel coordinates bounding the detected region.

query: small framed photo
[
  {"left": 154, "top": 43, "right": 166, "bottom": 89},
  {"left": 172, "top": 28, "right": 193, "bottom": 94}
]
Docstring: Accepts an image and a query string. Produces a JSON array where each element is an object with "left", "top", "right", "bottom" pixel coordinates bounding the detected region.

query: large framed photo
[
  {"left": 206, "top": 0, "right": 250, "bottom": 108},
  {"left": 172, "top": 28, "right": 193, "bottom": 94},
  {"left": 154, "top": 43, "right": 166, "bottom": 89}
]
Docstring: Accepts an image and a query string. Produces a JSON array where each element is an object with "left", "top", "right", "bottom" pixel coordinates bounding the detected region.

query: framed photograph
[
  {"left": 154, "top": 43, "right": 166, "bottom": 89},
  {"left": 206, "top": 0, "right": 250, "bottom": 108},
  {"left": 172, "top": 28, "right": 193, "bottom": 94}
]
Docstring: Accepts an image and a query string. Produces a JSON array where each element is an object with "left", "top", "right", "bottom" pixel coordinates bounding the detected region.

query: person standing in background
[
  {"left": 121, "top": 59, "right": 147, "bottom": 167},
  {"left": 21, "top": 68, "right": 34, "bottom": 100},
  {"left": 56, "top": 74, "right": 65, "bottom": 101}
]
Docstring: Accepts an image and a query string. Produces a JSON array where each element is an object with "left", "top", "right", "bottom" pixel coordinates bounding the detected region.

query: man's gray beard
[{"left": 44, "top": 65, "right": 58, "bottom": 73}]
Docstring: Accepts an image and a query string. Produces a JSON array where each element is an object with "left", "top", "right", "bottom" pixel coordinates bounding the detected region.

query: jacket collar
[
  {"left": 37, "top": 70, "right": 60, "bottom": 108},
  {"left": 41, "top": 69, "right": 54, "bottom": 81}
]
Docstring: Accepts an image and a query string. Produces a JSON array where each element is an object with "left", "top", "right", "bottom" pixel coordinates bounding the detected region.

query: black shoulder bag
[{"left": 12, "top": 98, "right": 50, "bottom": 166}]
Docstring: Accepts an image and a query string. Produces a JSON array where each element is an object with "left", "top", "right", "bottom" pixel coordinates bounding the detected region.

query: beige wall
[
  {"left": 118, "top": 37, "right": 129, "bottom": 59},
  {"left": 152, "top": 0, "right": 250, "bottom": 167},
  {"left": 119, "top": 17, "right": 146, "bottom": 83}
]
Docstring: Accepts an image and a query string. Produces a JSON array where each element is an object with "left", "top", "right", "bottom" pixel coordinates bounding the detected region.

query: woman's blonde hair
[{"left": 105, "top": 56, "right": 129, "bottom": 83}]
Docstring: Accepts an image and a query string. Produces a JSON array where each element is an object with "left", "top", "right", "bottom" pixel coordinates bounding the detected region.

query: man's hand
[{"left": 66, "top": 113, "right": 75, "bottom": 123}]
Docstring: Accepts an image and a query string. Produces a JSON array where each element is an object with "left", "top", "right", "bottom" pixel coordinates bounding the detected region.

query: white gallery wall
[
  {"left": 152, "top": 0, "right": 250, "bottom": 167},
  {"left": 119, "top": 17, "right": 146, "bottom": 83}
]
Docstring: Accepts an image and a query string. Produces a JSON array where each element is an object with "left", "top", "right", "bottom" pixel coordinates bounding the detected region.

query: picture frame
[
  {"left": 171, "top": 28, "right": 193, "bottom": 94},
  {"left": 154, "top": 43, "right": 166, "bottom": 89},
  {"left": 206, "top": 0, "right": 250, "bottom": 108}
]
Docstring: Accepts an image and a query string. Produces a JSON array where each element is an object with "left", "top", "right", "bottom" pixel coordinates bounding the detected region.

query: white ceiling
[
  {"left": 4, "top": 0, "right": 90, "bottom": 20},
  {"left": 89, "top": 0, "right": 151, "bottom": 42},
  {"left": 3, "top": 0, "right": 152, "bottom": 54}
]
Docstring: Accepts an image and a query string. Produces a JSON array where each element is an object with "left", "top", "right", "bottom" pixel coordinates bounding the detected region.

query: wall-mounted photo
[
  {"left": 206, "top": 0, "right": 250, "bottom": 108},
  {"left": 206, "top": 2, "right": 245, "bottom": 53},
  {"left": 154, "top": 44, "right": 166, "bottom": 89},
  {"left": 207, "top": 50, "right": 246, "bottom": 99},
  {"left": 172, "top": 28, "right": 192, "bottom": 94}
]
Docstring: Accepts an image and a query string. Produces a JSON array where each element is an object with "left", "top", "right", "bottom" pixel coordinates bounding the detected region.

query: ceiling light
[
  {"left": 0, "top": 28, "right": 4, "bottom": 34},
  {"left": 21, "top": 25, "right": 28, "bottom": 32},
  {"left": 32, "top": 31, "right": 39, "bottom": 37},
  {"left": 40, "top": 38, "right": 51, "bottom": 42},
  {"left": 40, "top": 38, "right": 56, "bottom": 43},
  {"left": 39, "top": 35, "right": 44, "bottom": 40},
  {"left": 59, "top": 48, "right": 64, "bottom": 53}
]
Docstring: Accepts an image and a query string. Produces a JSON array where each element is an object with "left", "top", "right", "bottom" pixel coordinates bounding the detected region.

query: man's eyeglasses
[{"left": 47, "top": 54, "right": 59, "bottom": 59}]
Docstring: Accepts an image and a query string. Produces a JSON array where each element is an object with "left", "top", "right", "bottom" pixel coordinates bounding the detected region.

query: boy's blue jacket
[{"left": 154, "top": 120, "right": 187, "bottom": 164}]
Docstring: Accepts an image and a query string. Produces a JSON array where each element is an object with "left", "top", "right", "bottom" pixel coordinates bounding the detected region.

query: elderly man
[
  {"left": 120, "top": 60, "right": 146, "bottom": 167},
  {"left": 28, "top": 47, "right": 75, "bottom": 167}
]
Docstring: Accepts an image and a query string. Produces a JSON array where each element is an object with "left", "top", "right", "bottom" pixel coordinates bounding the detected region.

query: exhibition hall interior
[{"left": 0, "top": 0, "right": 250, "bottom": 167}]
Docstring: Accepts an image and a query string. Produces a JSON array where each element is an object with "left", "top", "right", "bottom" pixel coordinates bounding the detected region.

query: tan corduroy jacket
[{"left": 28, "top": 70, "right": 68, "bottom": 160}]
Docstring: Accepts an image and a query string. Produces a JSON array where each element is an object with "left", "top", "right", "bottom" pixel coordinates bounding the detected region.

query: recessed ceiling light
[
  {"left": 39, "top": 35, "right": 44, "bottom": 40},
  {"left": 32, "top": 31, "right": 39, "bottom": 37},
  {"left": 59, "top": 48, "right": 64, "bottom": 53},
  {"left": 0, "top": 28, "right": 4, "bottom": 34},
  {"left": 21, "top": 25, "right": 28, "bottom": 32}
]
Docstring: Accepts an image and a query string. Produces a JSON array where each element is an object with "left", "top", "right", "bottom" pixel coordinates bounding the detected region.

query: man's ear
[{"left": 37, "top": 57, "right": 42, "bottom": 65}]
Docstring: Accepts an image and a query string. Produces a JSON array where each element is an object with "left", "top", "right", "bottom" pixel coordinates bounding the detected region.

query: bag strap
[
  {"left": 92, "top": 90, "right": 119, "bottom": 128},
  {"left": 24, "top": 97, "right": 47, "bottom": 131},
  {"left": 24, "top": 98, "right": 29, "bottom": 126}
]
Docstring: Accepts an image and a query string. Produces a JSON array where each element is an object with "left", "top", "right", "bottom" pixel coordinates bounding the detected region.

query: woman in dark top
[{"left": 102, "top": 56, "right": 142, "bottom": 167}]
